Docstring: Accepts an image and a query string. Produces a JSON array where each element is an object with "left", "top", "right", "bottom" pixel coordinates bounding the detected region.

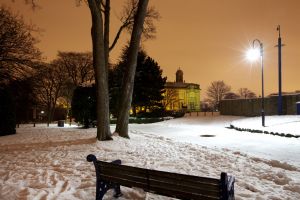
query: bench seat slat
[
  {"left": 98, "top": 161, "right": 220, "bottom": 185},
  {"left": 98, "top": 161, "right": 146, "bottom": 174},
  {"left": 99, "top": 164, "right": 220, "bottom": 191},
  {"left": 148, "top": 185, "right": 220, "bottom": 200},
  {"left": 148, "top": 173, "right": 220, "bottom": 190},
  {"left": 149, "top": 169, "right": 220, "bottom": 185},
  {"left": 100, "top": 165, "right": 147, "bottom": 178},
  {"left": 149, "top": 179, "right": 220, "bottom": 198},
  {"left": 99, "top": 167, "right": 221, "bottom": 197},
  {"left": 100, "top": 174, "right": 148, "bottom": 189},
  {"left": 99, "top": 170, "right": 147, "bottom": 184},
  {"left": 100, "top": 169, "right": 220, "bottom": 195},
  {"left": 100, "top": 174, "right": 219, "bottom": 200}
]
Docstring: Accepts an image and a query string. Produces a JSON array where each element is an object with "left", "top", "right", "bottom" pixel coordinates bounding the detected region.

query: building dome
[{"left": 176, "top": 68, "right": 183, "bottom": 83}]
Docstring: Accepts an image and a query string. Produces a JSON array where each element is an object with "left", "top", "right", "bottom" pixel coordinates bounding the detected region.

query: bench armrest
[{"left": 220, "top": 172, "right": 235, "bottom": 200}]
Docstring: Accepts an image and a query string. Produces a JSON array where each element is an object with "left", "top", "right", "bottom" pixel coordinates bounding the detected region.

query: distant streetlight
[{"left": 246, "top": 39, "right": 265, "bottom": 126}]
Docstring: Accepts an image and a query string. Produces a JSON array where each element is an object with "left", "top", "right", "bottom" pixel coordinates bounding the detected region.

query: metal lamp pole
[
  {"left": 253, "top": 39, "right": 265, "bottom": 126},
  {"left": 276, "top": 25, "right": 285, "bottom": 115}
]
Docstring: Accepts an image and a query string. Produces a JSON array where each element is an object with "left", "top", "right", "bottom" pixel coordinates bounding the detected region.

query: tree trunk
[
  {"left": 104, "top": 0, "right": 110, "bottom": 70},
  {"left": 116, "top": 0, "right": 149, "bottom": 138},
  {"left": 132, "top": 105, "right": 137, "bottom": 117},
  {"left": 46, "top": 103, "right": 50, "bottom": 127},
  {"left": 88, "top": 0, "right": 112, "bottom": 141}
]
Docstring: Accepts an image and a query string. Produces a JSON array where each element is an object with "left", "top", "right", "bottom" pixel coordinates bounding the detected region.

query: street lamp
[{"left": 246, "top": 39, "right": 265, "bottom": 127}]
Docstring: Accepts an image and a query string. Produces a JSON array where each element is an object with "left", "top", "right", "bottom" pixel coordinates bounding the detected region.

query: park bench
[{"left": 87, "top": 154, "right": 235, "bottom": 200}]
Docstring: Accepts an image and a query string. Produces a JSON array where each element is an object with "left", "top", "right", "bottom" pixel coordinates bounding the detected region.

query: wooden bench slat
[
  {"left": 149, "top": 179, "right": 220, "bottom": 197},
  {"left": 100, "top": 169, "right": 220, "bottom": 195},
  {"left": 100, "top": 175, "right": 219, "bottom": 200},
  {"left": 98, "top": 161, "right": 221, "bottom": 195},
  {"left": 148, "top": 172, "right": 220, "bottom": 189},
  {"left": 100, "top": 174, "right": 148, "bottom": 189},
  {"left": 98, "top": 161, "right": 146, "bottom": 174},
  {"left": 99, "top": 163, "right": 220, "bottom": 190},
  {"left": 98, "top": 160, "right": 220, "bottom": 185},
  {"left": 149, "top": 169, "right": 220, "bottom": 185},
  {"left": 99, "top": 169, "right": 147, "bottom": 184},
  {"left": 98, "top": 163, "right": 148, "bottom": 177},
  {"left": 148, "top": 185, "right": 220, "bottom": 200}
]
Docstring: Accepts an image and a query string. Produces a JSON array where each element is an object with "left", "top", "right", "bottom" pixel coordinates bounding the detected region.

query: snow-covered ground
[
  {"left": 0, "top": 114, "right": 300, "bottom": 200},
  {"left": 231, "top": 115, "right": 300, "bottom": 136}
]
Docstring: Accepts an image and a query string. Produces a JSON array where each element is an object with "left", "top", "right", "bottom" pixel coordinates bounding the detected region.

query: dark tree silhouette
[
  {"left": 54, "top": 51, "right": 94, "bottom": 86},
  {"left": 223, "top": 92, "right": 240, "bottom": 100},
  {"left": 10, "top": 78, "right": 37, "bottom": 124},
  {"left": 0, "top": 6, "right": 41, "bottom": 86},
  {"left": 112, "top": 49, "right": 166, "bottom": 116},
  {"left": 238, "top": 88, "right": 257, "bottom": 99},
  {"left": 0, "top": 87, "right": 16, "bottom": 136},
  {"left": 34, "top": 62, "right": 68, "bottom": 126},
  {"left": 53, "top": 51, "right": 94, "bottom": 121},
  {"left": 71, "top": 85, "right": 96, "bottom": 128},
  {"left": 131, "top": 52, "right": 166, "bottom": 115}
]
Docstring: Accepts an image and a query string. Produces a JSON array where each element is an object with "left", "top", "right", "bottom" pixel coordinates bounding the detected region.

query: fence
[{"left": 219, "top": 94, "right": 300, "bottom": 116}]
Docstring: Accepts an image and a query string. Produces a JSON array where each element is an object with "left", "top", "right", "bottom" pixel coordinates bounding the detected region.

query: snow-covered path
[{"left": 0, "top": 115, "right": 300, "bottom": 199}]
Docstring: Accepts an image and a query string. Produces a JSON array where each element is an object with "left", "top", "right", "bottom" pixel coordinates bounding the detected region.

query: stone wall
[{"left": 220, "top": 94, "right": 300, "bottom": 116}]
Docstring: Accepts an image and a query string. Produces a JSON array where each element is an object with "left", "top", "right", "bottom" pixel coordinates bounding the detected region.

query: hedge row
[{"left": 229, "top": 124, "right": 300, "bottom": 138}]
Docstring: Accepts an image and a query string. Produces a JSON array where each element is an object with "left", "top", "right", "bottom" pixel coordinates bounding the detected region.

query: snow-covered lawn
[{"left": 0, "top": 114, "right": 300, "bottom": 199}]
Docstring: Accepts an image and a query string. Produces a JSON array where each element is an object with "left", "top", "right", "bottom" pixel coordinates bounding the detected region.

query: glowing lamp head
[{"left": 246, "top": 48, "right": 260, "bottom": 61}]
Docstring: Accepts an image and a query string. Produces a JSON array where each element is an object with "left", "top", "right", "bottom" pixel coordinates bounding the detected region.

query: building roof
[{"left": 165, "top": 81, "right": 200, "bottom": 89}]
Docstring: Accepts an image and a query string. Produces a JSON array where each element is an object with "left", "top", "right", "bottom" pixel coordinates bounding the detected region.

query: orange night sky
[{"left": 1, "top": 0, "right": 300, "bottom": 98}]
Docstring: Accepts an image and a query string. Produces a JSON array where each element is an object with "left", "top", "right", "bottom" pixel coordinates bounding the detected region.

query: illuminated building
[{"left": 163, "top": 68, "right": 201, "bottom": 112}]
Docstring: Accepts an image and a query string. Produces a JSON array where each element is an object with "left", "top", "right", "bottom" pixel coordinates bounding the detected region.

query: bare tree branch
[
  {"left": 109, "top": 0, "right": 160, "bottom": 51},
  {"left": 206, "top": 80, "right": 231, "bottom": 109},
  {"left": 0, "top": 6, "right": 41, "bottom": 86}
]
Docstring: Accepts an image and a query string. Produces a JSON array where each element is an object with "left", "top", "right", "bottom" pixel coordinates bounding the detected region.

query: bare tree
[
  {"left": 54, "top": 51, "right": 94, "bottom": 86},
  {"left": 206, "top": 81, "right": 231, "bottom": 110},
  {"left": 115, "top": 0, "right": 149, "bottom": 138},
  {"left": 238, "top": 88, "right": 257, "bottom": 99},
  {"left": 223, "top": 92, "right": 240, "bottom": 100},
  {"left": 34, "top": 62, "right": 68, "bottom": 126},
  {"left": 22, "top": 0, "right": 158, "bottom": 140},
  {"left": 110, "top": 0, "right": 159, "bottom": 50},
  {"left": 162, "top": 88, "right": 179, "bottom": 110},
  {"left": 52, "top": 51, "right": 94, "bottom": 122},
  {"left": 86, "top": 0, "right": 112, "bottom": 140},
  {"left": 0, "top": 6, "right": 41, "bottom": 86},
  {"left": 87, "top": 0, "right": 155, "bottom": 139}
]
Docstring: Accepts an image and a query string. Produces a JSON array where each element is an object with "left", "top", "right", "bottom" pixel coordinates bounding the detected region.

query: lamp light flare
[{"left": 246, "top": 48, "right": 260, "bottom": 61}]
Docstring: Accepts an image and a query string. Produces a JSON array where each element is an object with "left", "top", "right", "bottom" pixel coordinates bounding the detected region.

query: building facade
[{"left": 163, "top": 69, "right": 201, "bottom": 112}]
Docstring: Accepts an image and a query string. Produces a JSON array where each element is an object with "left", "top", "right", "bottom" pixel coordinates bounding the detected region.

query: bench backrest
[{"left": 87, "top": 154, "right": 235, "bottom": 200}]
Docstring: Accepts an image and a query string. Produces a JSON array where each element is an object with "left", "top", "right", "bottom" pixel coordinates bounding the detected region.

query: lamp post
[
  {"left": 276, "top": 25, "right": 285, "bottom": 115},
  {"left": 247, "top": 39, "right": 265, "bottom": 126}
]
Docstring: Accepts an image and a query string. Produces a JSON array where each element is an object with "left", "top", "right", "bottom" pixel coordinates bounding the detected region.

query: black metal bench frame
[{"left": 87, "top": 154, "right": 235, "bottom": 200}]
